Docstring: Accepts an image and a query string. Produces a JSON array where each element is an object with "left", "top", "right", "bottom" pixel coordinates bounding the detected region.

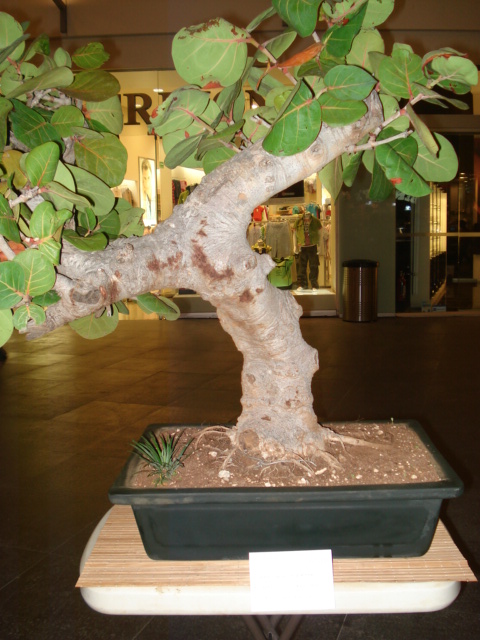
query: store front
[
  {"left": 113, "top": 71, "right": 480, "bottom": 318},
  {"left": 114, "top": 70, "right": 337, "bottom": 317}
]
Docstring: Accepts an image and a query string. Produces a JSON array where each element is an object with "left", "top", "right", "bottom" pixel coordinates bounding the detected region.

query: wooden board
[{"left": 77, "top": 506, "right": 476, "bottom": 588}]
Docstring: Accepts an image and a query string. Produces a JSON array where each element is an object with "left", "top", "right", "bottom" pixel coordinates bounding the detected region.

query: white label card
[{"left": 249, "top": 549, "right": 335, "bottom": 613}]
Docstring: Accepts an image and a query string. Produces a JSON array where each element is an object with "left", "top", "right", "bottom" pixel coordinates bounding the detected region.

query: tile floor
[{"left": 0, "top": 316, "right": 478, "bottom": 639}]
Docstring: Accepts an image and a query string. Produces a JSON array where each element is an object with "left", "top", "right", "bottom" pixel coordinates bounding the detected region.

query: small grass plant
[{"left": 131, "top": 429, "right": 193, "bottom": 485}]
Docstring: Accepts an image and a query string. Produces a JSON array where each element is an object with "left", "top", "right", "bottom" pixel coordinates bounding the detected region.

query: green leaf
[
  {"left": 25, "top": 142, "right": 60, "bottom": 187},
  {"left": 10, "top": 99, "right": 62, "bottom": 149},
  {"left": 74, "top": 133, "right": 127, "bottom": 187},
  {"left": 164, "top": 131, "right": 205, "bottom": 169},
  {"left": 243, "top": 106, "right": 276, "bottom": 142},
  {"left": 151, "top": 87, "right": 210, "bottom": 136},
  {"left": 0, "top": 148, "right": 27, "bottom": 189},
  {"left": 246, "top": 6, "right": 277, "bottom": 32},
  {"left": 323, "top": 3, "right": 367, "bottom": 58},
  {"left": 0, "top": 13, "right": 26, "bottom": 71},
  {"left": 31, "top": 290, "right": 61, "bottom": 307},
  {"left": 256, "top": 30, "right": 297, "bottom": 63},
  {"left": 263, "top": 81, "right": 322, "bottom": 156},
  {"left": 272, "top": 0, "right": 322, "bottom": 38},
  {"left": 215, "top": 81, "right": 242, "bottom": 118},
  {"left": 421, "top": 47, "right": 466, "bottom": 66},
  {"left": 320, "top": 93, "right": 367, "bottom": 126},
  {"left": 0, "top": 261, "right": 24, "bottom": 309},
  {"left": 14, "top": 249, "right": 56, "bottom": 296},
  {"left": 69, "top": 307, "right": 119, "bottom": 339},
  {"left": 0, "top": 97, "right": 13, "bottom": 148},
  {"left": 85, "top": 96, "right": 123, "bottom": 134},
  {"left": 369, "top": 158, "right": 394, "bottom": 201},
  {"left": 42, "top": 181, "right": 90, "bottom": 210},
  {"left": 72, "top": 42, "right": 110, "bottom": 69},
  {"left": 362, "top": 148, "right": 374, "bottom": 173},
  {"left": 324, "top": 65, "right": 376, "bottom": 101},
  {"left": 0, "top": 308, "right": 13, "bottom": 347},
  {"left": 406, "top": 104, "right": 438, "bottom": 156},
  {"left": 63, "top": 229, "right": 108, "bottom": 251},
  {"left": 24, "top": 33, "right": 49, "bottom": 61},
  {"left": 98, "top": 210, "right": 121, "bottom": 238},
  {"left": 411, "top": 82, "right": 470, "bottom": 111},
  {"left": 197, "top": 121, "right": 243, "bottom": 157},
  {"left": 0, "top": 194, "right": 21, "bottom": 243},
  {"left": 318, "top": 157, "right": 343, "bottom": 202},
  {"left": 161, "top": 99, "right": 222, "bottom": 169},
  {"left": 118, "top": 206, "right": 144, "bottom": 237},
  {"left": 172, "top": 19, "right": 249, "bottom": 87},
  {"left": 363, "top": 0, "right": 395, "bottom": 28},
  {"left": 297, "top": 49, "right": 344, "bottom": 78},
  {"left": 375, "top": 136, "right": 431, "bottom": 198},
  {"left": 378, "top": 52, "right": 425, "bottom": 99},
  {"left": 69, "top": 165, "right": 115, "bottom": 217},
  {"left": 342, "top": 151, "right": 363, "bottom": 187},
  {"left": 114, "top": 300, "right": 129, "bottom": 315},
  {"left": 5, "top": 67, "right": 74, "bottom": 99},
  {"left": 379, "top": 95, "right": 409, "bottom": 132},
  {"left": 53, "top": 47, "right": 71, "bottom": 67},
  {"left": 38, "top": 238, "right": 61, "bottom": 265},
  {"left": 247, "top": 65, "right": 285, "bottom": 98},
  {"left": 136, "top": 293, "right": 180, "bottom": 321},
  {"left": 77, "top": 207, "right": 97, "bottom": 233},
  {"left": 0, "top": 33, "right": 29, "bottom": 71},
  {"left": 13, "top": 303, "right": 46, "bottom": 330},
  {"left": 202, "top": 147, "right": 237, "bottom": 174},
  {"left": 2, "top": 65, "right": 27, "bottom": 101},
  {"left": 29, "top": 200, "right": 71, "bottom": 238},
  {"left": 346, "top": 28, "right": 385, "bottom": 72},
  {"left": 51, "top": 105, "right": 85, "bottom": 137},
  {"left": 430, "top": 55, "right": 478, "bottom": 88},
  {"left": 63, "top": 70, "right": 120, "bottom": 102},
  {"left": 412, "top": 132, "right": 458, "bottom": 183}
]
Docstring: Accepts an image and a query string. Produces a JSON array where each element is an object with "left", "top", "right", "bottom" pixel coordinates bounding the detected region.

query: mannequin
[{"left": 295, "top": 210, "right": 321, "bottom": 289}]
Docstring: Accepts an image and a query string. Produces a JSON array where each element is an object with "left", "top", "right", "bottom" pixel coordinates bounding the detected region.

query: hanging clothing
[
  {"left": 268, "top": 257, "right": 294, "bottom": 289},
  {"left": 247, "top": 222, "right": 264, "bottom": 247},
  {"left": 294, "top": 214, "right": 321, "bottom": 248},
  {"left": 265, "top": 221, "right": 292, "bottom": 259},
  {"left": 252, "top": 205, "right": 267, "bottom": 221},
  {"left": 305, "top": 202, "right": 321, "bottom": 218}
]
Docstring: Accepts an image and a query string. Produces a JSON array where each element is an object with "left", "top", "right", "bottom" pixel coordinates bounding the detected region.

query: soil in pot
[{"left": 129, "top": 422, "right": 445, "bottom": 490}]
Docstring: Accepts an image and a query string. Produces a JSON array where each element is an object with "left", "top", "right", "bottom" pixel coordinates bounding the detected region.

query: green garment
[
  {"left": 295, "top": 215, "right": 321, "bottom": 247},
  {"left": 268, "top": 257, "right": 294, "bottom": 288}
]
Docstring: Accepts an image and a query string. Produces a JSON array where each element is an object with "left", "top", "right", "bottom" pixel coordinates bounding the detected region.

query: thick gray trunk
[{"left": 26, "top": 95, "right": 383, "bottom": 458}]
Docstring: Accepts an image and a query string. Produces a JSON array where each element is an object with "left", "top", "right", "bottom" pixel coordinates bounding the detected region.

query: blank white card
[{"left": 249, "top": 549, "right": 335, "bottom": 613}]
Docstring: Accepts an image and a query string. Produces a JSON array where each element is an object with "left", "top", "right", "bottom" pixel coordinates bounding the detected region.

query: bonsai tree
[{"left": 0, "top": 1, "right": 476, "bottom": 465}]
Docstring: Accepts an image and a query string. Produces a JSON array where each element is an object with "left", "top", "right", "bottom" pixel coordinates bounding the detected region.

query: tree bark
[{"left": 26, "top": 94, "right": 383, "bottom": 459}]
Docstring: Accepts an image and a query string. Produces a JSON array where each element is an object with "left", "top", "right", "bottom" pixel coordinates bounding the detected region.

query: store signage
[{"left": 123, "top": 92, "right": 171, "bottom": 126}]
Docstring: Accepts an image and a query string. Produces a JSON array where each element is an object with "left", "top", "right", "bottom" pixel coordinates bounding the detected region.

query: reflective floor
[{"left": 0, "top": 316, "right": 478, "bottom": 639}]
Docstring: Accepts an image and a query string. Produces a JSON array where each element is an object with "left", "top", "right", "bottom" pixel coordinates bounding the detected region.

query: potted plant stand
[{"left": 109, "top": 420, "right": 463, "bottom": 561}]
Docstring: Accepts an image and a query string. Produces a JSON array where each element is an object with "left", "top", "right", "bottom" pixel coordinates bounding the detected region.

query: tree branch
[
  {"left": 0, "top": 235, "right": 16, "bottom": 260},
  {"left": 24, "top": 92, "right": 383, "bottom": 341}
]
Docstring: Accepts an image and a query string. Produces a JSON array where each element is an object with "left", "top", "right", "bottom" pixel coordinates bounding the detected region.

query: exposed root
[
  {"left": 196, "top": 422, "right": 391, "bottom": 481},
  {"left": 258, "top": 456, "right": 315, "bottom": 476},
  {"left": 321, "top": 424, "right": 391, "bottom": 451},
  {"left": 222, "top": 440, "right": 319, "bottom": 476},
  {"left": 220, "top": 444, "right": 240, "bottom": 470},
  {"left": 194, "top": 425, "right": 234, "bottom": 450},
  {"left": 312, "top": 447, "right": 344, "bottom": 470}
]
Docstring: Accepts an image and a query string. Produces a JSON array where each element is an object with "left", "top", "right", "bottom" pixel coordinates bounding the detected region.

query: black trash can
[{"left": 342, "top": 259, "right": 378, "bottom": 322}]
